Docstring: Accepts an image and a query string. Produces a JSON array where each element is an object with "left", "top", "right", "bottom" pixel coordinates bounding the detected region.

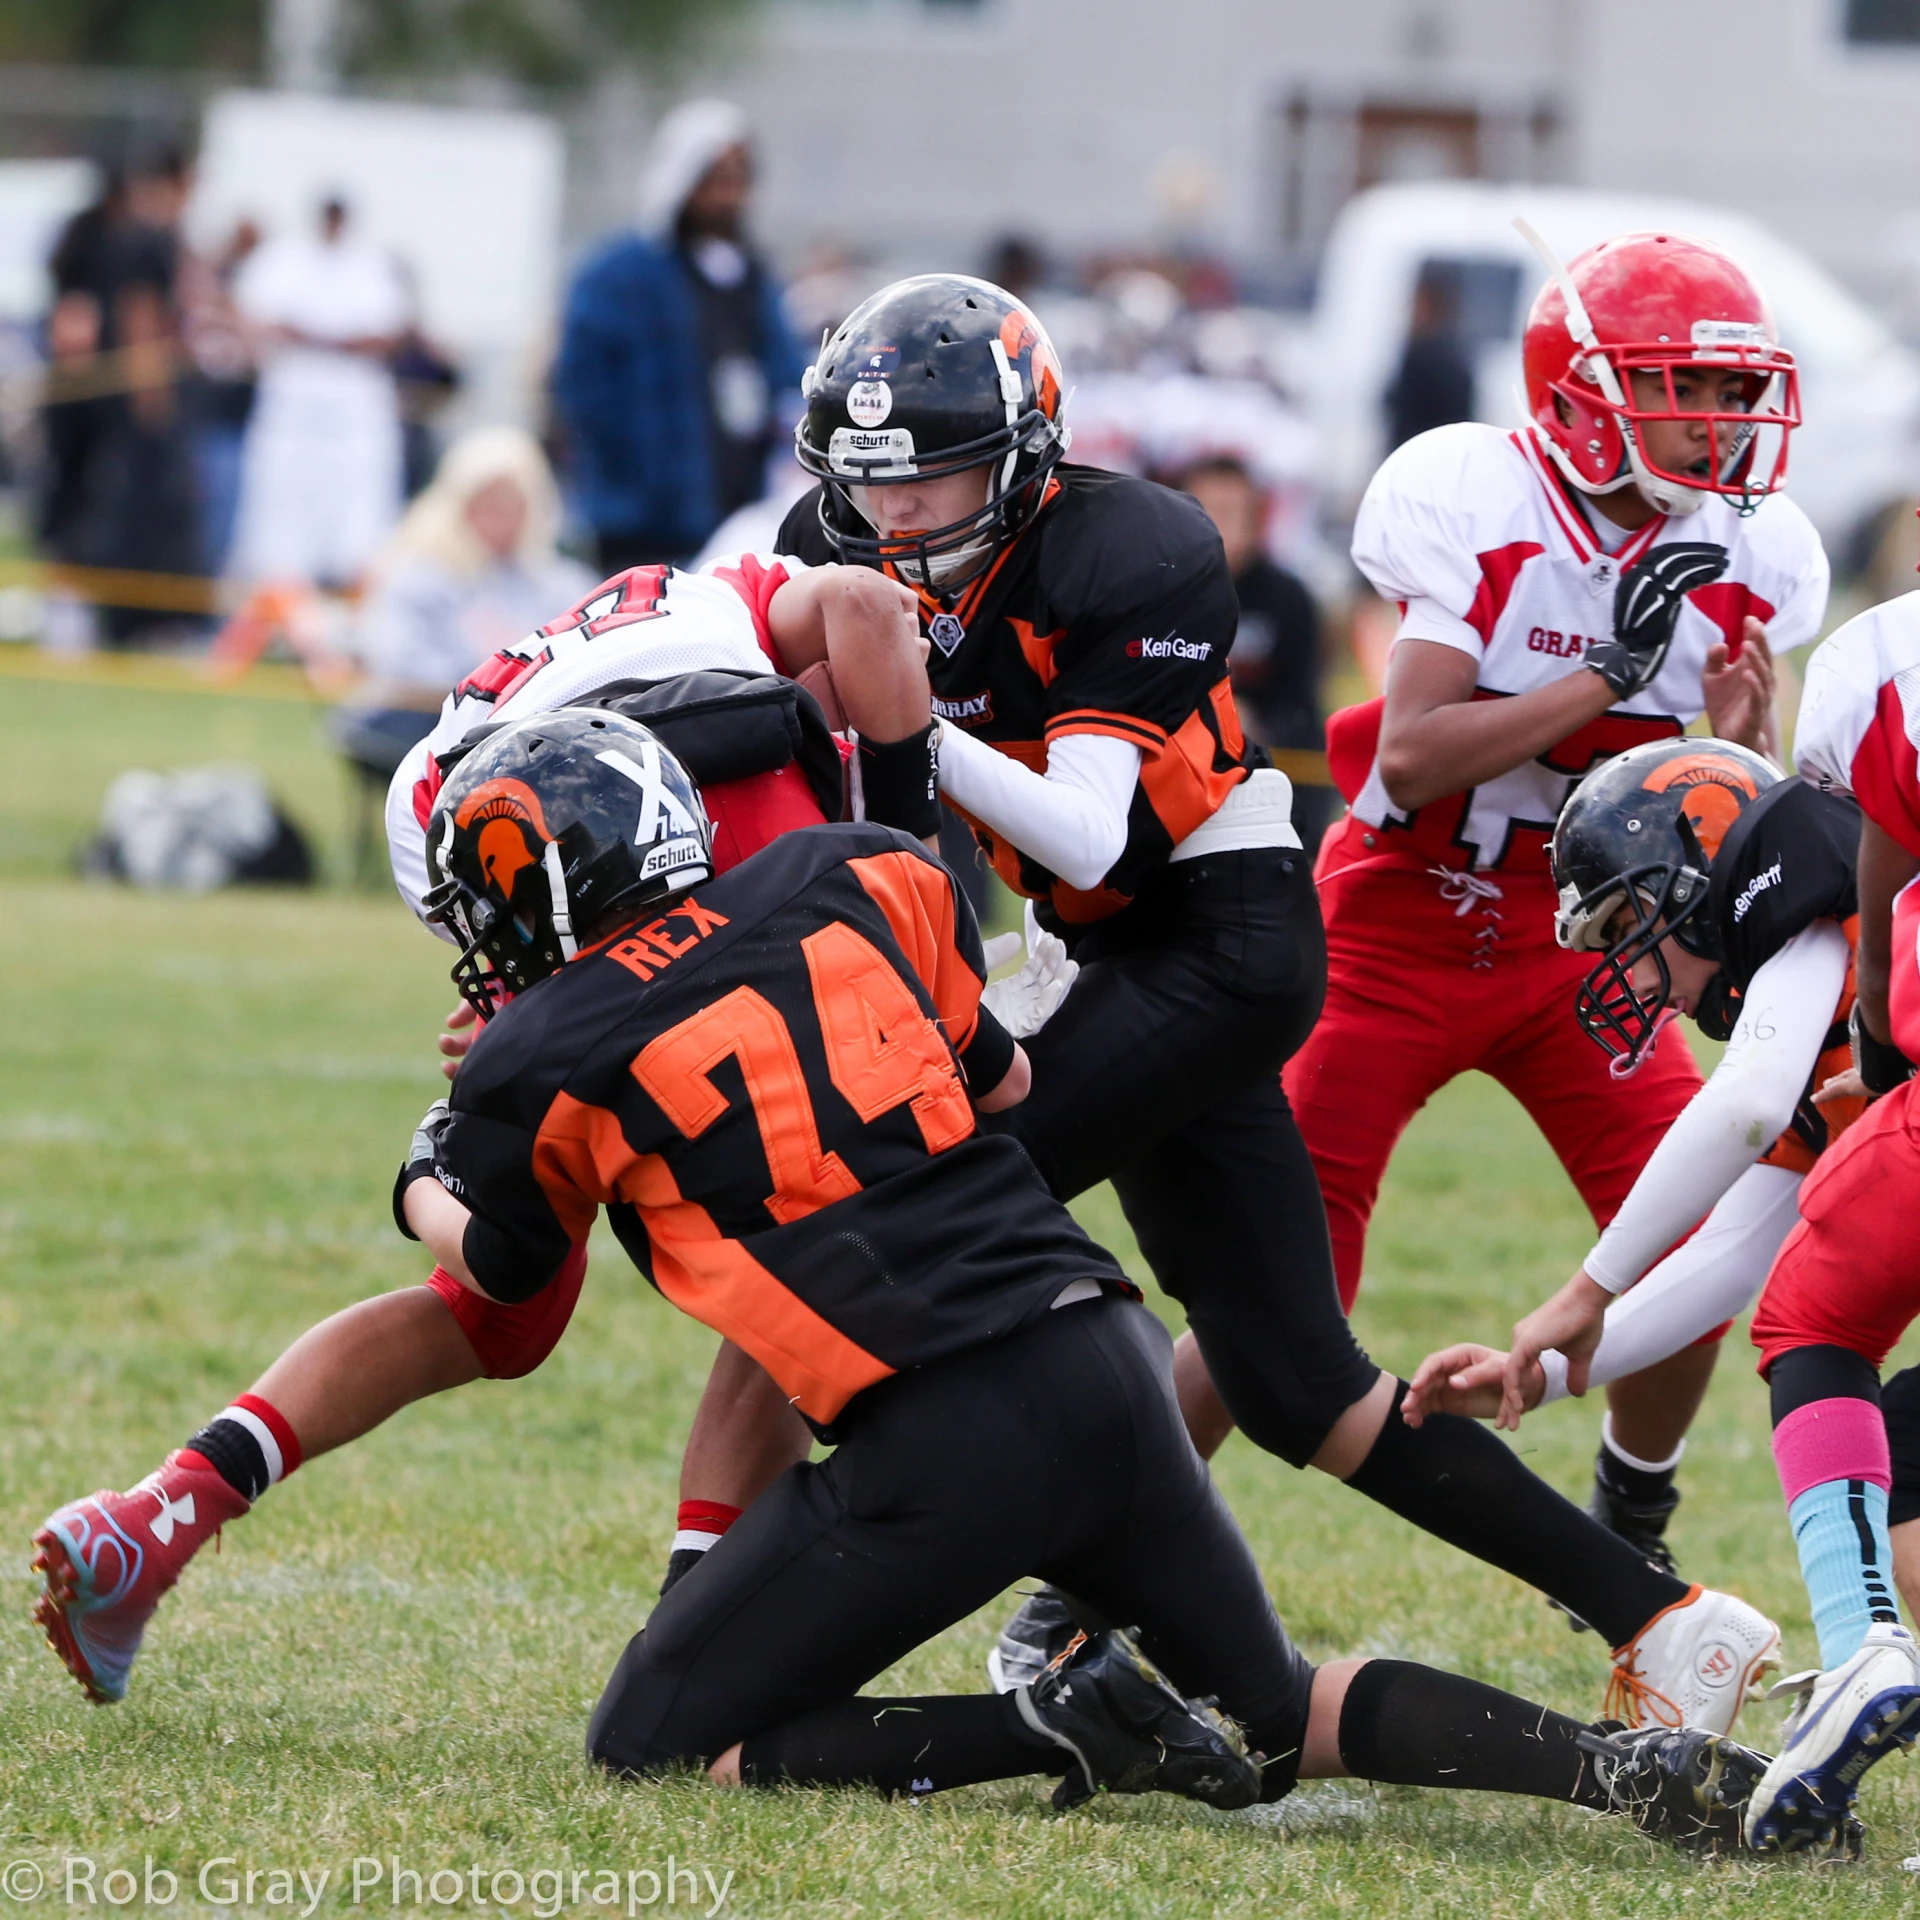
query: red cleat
[{"left": 31, "top": 1451, "right": 250, "bottom": 1704}]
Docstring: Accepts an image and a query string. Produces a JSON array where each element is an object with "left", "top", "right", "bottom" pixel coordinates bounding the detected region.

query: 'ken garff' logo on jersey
[{"left": 1127, "top": 634, "right": 1211, "bottom": 662}]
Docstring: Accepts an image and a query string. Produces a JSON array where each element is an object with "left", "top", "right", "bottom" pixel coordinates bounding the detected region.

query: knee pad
[{"left": 424, "top": 1242, "right": 587, "bottom": 1379}]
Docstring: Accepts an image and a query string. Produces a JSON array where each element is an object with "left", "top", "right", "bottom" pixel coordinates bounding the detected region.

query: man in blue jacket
[{"left": 553, "top": 99, "right": 803, "bottom": 572}]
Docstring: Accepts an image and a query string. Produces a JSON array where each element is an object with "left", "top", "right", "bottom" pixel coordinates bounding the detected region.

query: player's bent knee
[
  {"left": 421, "top": 1243, "right": 587, "bottom": 1380},
  {"left": 586, "top": 1636, "right": 732, "bottom": 1782}
]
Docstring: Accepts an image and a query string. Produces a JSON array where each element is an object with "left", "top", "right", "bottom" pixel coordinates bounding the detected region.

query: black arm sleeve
[
  {"left": 959, "top": 1001, "right": 1018, "bottom": 1102},
  {"left": 436, "top": 1110, "right": 576, "bottom": 1305}
]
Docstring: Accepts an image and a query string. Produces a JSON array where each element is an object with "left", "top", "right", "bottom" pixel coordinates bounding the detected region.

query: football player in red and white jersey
[{"left": 1279, "top": 230, "right": 1829, "bottom": 1575}]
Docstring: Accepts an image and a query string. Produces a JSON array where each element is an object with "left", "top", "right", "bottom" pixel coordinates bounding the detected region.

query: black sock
[
  {"left": 1597, "top": 1434, "right": 1678, "bottom": 1508},
  {"left": 1344, "top": 1389, "right": 1689, "bottom": 1648},
  {"left": 738, "top": 1692, "right": 1064, "bottom": 1796},
  {"left": 857, "top": 724, "right": 942, "bottom": 839},
  {"left": 184, "top": 1418, "right": 270, "bottom": 1502},
  {"left": 1338, "top": 1659, "right": 1609, "bottom": 1810}
]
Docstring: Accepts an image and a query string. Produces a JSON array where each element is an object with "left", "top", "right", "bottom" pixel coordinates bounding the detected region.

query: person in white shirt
[{"left": 228, "top": 196, "right": 409, "bottom": 589}]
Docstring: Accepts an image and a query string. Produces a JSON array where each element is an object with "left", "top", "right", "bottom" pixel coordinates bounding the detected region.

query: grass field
[{"left": 4, "top": 664, "right": 1920, "bottom": 1916}]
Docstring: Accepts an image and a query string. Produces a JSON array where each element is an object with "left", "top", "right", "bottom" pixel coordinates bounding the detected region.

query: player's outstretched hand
[
  {"left": 1504, "top": 1269, "right": 1611, "bottom": 1429},
  {"left": 438, "top": 1001, "right": 479, "bottom": 1082},
  {"left": 980, "top": 902, "right": 1079, "bottom": 1039},
  {"left": 1813, "top": 1064, "right": 1870, "bottom": 1109},
  {"left": 1403, "top": 1344, "right": 1508, "bottom": 1425},
  {"left": 1701, "top": 617, "right": 1778, "bottom": 760}
]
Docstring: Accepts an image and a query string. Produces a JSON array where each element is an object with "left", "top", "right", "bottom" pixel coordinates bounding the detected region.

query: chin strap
[{"left": 542, "top": 839, "right": 578, "bottom": 963}]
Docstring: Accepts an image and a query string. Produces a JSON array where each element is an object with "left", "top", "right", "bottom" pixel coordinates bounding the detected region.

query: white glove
[{"left": 980, "top": 901, "right": 1079, "bottom": 1039}]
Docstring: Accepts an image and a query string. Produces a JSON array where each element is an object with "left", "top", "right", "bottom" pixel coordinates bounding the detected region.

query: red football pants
[
  {"left": 1284, "top": 858, "right": 1704, "bottom": 1313},
  {"left": 1751, "top": 1077, "right": 1920, "bottom": 1374}
]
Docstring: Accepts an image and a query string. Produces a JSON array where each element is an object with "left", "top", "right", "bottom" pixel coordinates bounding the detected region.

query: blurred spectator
[
  {"left": 1175, "top": 453, "right": 1333, "bottom": 848},
  {"left": 229, "top": 196, "right": 408, "bottom": 591},
  {"left": 388, "top": 260, "right": 462, "bottom": 499},
  {"left": 985, "top": 235, "right": 1048, "bottom": 303},
  {"left": 552, "top": 99, "right": 802, "bottom": 574},
  {"left": 176, "top": 218, "right": 261, "bottom": 575},
  {"left": 333, "top": 425, "right": 590, "bottom": 881},
  {"left": 1384, "top": 264, "right": 1475, "bottom": 450},
  {"left": 354, "top": 425, "right": 591, "bottom": 704},
  {"left": 37, "top": 145, "right": 202, "bottom": 645}
]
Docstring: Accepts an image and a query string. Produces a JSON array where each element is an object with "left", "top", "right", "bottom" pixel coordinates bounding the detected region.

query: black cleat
[
  {"left": 987, "top": 1587, "right": 1080, "bottom": 1693},
  {"left": 1016, "top": 1628, "right": 1261, "bottom": 1813},
  {"left": 1553, "top": 1449, "right": 1683, "bottom": 1634},
  {"left": 1577, "top": 1722, "right": 1771, "bottom": 1853}
]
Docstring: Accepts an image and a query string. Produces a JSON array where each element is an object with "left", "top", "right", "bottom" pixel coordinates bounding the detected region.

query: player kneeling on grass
[
  {"left": 41, "top": 705, "right": 1769, "bottom": 1837},
  {"left": 1406, "top": 734, "right": 1916, "bottom": 1853},
  {"left": 365, "top": 711, "right": 1786, "bottom": 1834}
]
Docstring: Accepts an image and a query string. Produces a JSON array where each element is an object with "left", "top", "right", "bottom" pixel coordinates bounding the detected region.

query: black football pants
[
  {"left": 983, "top": 847, "right": 1379, "bottom": 1464},
  {"left": 588, "top": 1295, "right": 1317, "bottom": 1794}
]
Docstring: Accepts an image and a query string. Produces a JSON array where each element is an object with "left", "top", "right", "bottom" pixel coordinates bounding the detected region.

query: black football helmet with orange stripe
[
  {"left": 423, "top": 709, "right": 712, "bottom": 1020},
  {"left": 794, "top": 273, "right": 1068, "bottom": 593},
  {"left": 1552, "top": 737, "right": 1780, "bottom": 1065}
]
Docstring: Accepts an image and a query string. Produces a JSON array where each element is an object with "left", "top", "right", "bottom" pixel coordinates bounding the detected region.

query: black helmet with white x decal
[{"left": 421, "top": 707, "right": 712, "bottom": 1020}]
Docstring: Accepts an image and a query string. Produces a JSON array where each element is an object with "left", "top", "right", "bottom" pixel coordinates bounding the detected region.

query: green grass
[{"left": 4, "top": 674, "right": 1920, "bottom": 1915}]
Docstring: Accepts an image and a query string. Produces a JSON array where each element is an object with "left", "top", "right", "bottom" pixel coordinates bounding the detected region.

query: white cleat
[
  {"left": 1744, "top": 1623, "right": 1920, "bottom": 1855},
  {"left": 1605, "top": 1584, "right": 1782, "bottom": 1736}
]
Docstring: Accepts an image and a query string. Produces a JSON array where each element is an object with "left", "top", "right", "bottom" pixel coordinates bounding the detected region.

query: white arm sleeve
[
  {"left": 1539, "top": 1163, "right": 1805, "bottom": 1402},
  {"left": 1583, "top": 919, "right": 1850, "bottom": 1293},
  {"left": 934, "top": 725, "right": 1141, "bottom": 893}
]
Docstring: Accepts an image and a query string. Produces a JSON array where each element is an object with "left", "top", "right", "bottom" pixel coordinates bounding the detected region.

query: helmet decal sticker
[
  {"left": 846, "top": 380, "right": 893, "bottom": 427},
  {"left": 453, "top": 778, "right": 555, "bottom": 901},
  {"left": 1643, "top": 753, "right": 1761, "bottom": 858},
  {"left": 596, "top": 743, "right": 702, "bottom": 844}
]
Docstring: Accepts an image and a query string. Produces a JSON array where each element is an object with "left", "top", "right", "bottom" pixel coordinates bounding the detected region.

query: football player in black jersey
[
  {"left": 381, "top": 707, "right": 1762, "bottom": 1838},
  {"left": 1407, "top": 738, "right": 1870, "bottom": 1429},
  {"left": 644, "top": 272, "right": 1784, "bottom": 1735}
]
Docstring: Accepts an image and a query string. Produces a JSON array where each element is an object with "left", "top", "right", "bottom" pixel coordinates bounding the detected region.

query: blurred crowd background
[{"left": 9, "top": 0, "right": 1920, "bottom": 886}]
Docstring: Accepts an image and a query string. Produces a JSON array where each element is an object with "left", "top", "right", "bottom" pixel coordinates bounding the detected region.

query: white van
[{"left": 1310, "top": 182, "right": 1920, "bottom": 569}]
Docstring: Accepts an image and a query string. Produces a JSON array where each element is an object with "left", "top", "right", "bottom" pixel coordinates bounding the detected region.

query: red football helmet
[{"left": 1521, "top": 229, "right": 1799, "bottom": 518}]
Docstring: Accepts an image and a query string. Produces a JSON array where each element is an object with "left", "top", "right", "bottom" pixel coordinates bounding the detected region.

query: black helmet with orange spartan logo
[
  {"left": 794, "top": 273, "right": 1068, "bottom": 593},
  {"left": 422, "top": 708, "right": 712, "bottom": 1021},
  {"left": 1551, "top": 736, "right": 1780, "bottom": 1067}
]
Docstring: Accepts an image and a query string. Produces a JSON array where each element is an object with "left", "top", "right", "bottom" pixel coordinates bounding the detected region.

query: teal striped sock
[{"left": 1788, "top": 1477, "right": 1898, "bottom": 1670}]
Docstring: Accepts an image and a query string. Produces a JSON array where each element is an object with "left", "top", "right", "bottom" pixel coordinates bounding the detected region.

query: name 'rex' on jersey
[
  {"left": 1341, "top": 423, "right": 1828, "bottom": 875},
  {"left": 1795, "top": 588, "right": 1920, "bottom": 859},
  {"left": 432, "top": 823, "right": 1132, "bottom": 1429},
  {"left": 384, "top": 553, "right": 810, "bottom": 924},
  {"left": 779, "top": 465, "right": 1251, "bottom": 922}
]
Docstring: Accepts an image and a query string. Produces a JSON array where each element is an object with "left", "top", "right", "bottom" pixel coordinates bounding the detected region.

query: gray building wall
[{"left": 645, "top": 0, "right": 1920, "bottom": 302}]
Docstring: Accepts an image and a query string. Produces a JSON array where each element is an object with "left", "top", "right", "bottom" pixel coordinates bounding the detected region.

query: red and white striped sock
[
  {"left": 180, "top": 1393, "right": 304, "bottom": 1503},
  {"left": 671, "top": 1499, "right": 743, "bottom": 1559}
]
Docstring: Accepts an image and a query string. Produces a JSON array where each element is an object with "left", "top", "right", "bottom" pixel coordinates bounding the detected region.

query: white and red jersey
[
  {"left": 385, "top": 554, "right": 806, "bottom": 926},
  {"left": 1338, "top": 423, "right": 1828, "bottom": 875},
  {"left": 1795, "top": 590, "right": 1920, "bottom": 859}
]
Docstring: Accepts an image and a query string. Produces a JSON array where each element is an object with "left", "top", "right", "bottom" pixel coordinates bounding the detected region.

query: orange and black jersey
[
  {"left": 1702, "top": 778, "right": 1864, "bottom": 1170},
  {"left": 778, "top": 465, "right": 1254, "bottom": 923},
  {"left": 432, "top": 823, "right": 1131, "bottom": 1427}
]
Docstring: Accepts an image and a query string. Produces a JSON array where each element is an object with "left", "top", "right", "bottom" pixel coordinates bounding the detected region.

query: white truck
[{"left": 1307, "top": 181, "right": 1920, "bottom": 573}]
